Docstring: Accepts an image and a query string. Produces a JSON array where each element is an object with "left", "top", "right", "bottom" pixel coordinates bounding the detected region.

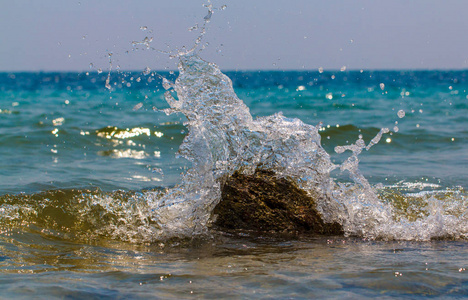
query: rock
[{"left": 213, "top": 169, "right": 343, "bottom": 235}]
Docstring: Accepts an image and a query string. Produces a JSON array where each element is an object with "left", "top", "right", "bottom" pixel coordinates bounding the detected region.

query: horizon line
[{"left": 2, "top": 67, "right": 468, "bottom": 73}]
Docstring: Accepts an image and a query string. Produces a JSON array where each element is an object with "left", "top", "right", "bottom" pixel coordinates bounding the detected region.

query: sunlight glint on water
[
  {"left": 0, "top": 6, "right": 467, "bottom": 295},
  {"left": 0, "top": 53, "right": 467, "bottom": 243}
]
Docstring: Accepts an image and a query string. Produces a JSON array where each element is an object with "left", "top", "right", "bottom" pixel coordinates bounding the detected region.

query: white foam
[{"left": 141, "top": 53, "right": 467, "bottom": 241}]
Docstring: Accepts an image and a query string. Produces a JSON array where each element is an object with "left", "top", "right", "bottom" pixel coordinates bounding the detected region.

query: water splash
[
  {"left": 170, "top": 1, "right": 226, "bottom": 58},
  {"left": 3, "top": 4, "right": 467, "bottom": 243},
  {"left": 144, "top": 53, "right": 467, "bottom": 241},
  {"left": 132, "top": 36, "right": 154, "bottom": 50},
  {"left": 105, "top": 52, "right": 113, "bottom": 90},
  {"left": 2, "top": 53, "right": 466, "bottom": 243}
]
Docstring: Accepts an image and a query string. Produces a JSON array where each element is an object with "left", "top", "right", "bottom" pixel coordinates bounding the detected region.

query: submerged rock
[{"left": 213, "top": 169, "right": 343, "bottom": 235}]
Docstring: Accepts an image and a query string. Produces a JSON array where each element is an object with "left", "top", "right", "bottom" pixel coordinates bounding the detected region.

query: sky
[{"left": 1, "top": 0, "right": 468, "bottom": 71}]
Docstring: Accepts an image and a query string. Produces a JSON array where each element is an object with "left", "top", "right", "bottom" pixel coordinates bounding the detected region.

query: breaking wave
[{"left": 1, "top": 53, "right": 466, "bottom": 243}]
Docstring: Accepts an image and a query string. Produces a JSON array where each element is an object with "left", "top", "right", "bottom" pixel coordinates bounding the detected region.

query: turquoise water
[
  {"left": 2, "top": 70, "right": 467, "bottom": 193},
  {"left": 0, "top": 61, "right": 467, "bottom": 298}
]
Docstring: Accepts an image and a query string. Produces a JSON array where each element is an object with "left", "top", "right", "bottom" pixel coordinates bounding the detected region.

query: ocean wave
[{"left": 2, "top": 54, "right": 466, "bottom": 243}]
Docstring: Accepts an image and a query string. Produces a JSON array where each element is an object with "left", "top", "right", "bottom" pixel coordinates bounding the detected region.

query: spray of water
[
  {"left": 1, "top": 3, "right": 466, "bottom": 243},
  {"left": 140, "top": 52, "right": 466, "bottom": 241}
]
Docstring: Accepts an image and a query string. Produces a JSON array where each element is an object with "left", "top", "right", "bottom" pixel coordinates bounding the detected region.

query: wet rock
[{"left": 213, "top": 169, "right": 343, "bottom": 235}]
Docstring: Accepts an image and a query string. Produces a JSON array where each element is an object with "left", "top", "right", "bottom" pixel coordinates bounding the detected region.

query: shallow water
[
  {"left": 0, "top": 55, "right": 467, "bottom": 297},
  {"left": 0, "top": 233, "right": 466, "bottom": 299}
]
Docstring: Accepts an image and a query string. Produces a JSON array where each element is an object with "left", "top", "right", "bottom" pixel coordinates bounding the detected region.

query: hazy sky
[{"left": 1, "top": 0, "right": 468, "bottom": 71}]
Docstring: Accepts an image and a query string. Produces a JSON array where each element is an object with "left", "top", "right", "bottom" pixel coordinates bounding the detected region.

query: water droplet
[
  {"left": 221, "top": 5, "right": 227, "bottom": 10},
  {"left": 140, "top": 26, "right": 148, "bottom": 31},
  {"left": 105, "top": 76, "right": 111, "bottom": 90},
  {"left": 380, "top": 83, "right": 385, "bottom": 90},
  {"left": 97, "top": 68, "right": 103, "bottom": 74},
  {"left": 204, "top": 10, "right": 213, "bottom": 22},
  {"left": 318, "top": 67, "right": 323, "bottom": 73},
  {"left": 89, "top": 63, "right": 94, "bottom": 69},
  {"left": 162, "top": 78, "right": 172, "bottom": 90},
  {"left": 188, "top": 24, "right": 199, "bottom": 32},
  {"left": 340, "top": 66, "right": 347, "bottom": 72},
  {"left": 296, "top": 85, "right": 306, "bottom": 91},
  {"left": 397, "top": 110, "right": 405, "bottom": 118},
  {"left": 152, "top": 168, "right": 163, "bottom": 175},
  {"left": 393, "top": 126, "right": 399, "bottom": 132},
  {"left": 133, "top": 103, "right": 143, "bottom": 111},
  {"left": 143, "top": 67, "right": 151, "bottom": 75}
]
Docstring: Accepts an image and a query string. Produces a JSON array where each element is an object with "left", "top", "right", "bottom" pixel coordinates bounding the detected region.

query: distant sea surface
[
  {"left": 0, "top": 69, "right": 466, "bottom": 298},
  {"left": 1, "top": 70, "right": 467, "bottom": 193}
]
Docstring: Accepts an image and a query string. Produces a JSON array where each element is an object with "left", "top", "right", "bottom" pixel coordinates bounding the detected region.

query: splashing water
[
  {"left": 2, "top": 5, "right": 466, "bottom": 244},
  {"left": 148, "top": 52, "right": 342, "bottom": 237},
  {"left": 2, "top": 52, "right": 466, "bottom": 243},
  {"left": 140, "top": 53, "right": 466, "bottom": 241}
]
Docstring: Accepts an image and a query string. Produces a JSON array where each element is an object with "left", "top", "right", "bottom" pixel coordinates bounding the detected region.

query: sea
[{"left": 0, "top": 53, "right": 467, "bottom": 298}]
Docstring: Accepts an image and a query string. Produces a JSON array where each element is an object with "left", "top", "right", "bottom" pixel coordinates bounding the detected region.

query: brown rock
[{"left": 213, "top": 169, "right": 343, "bottom": 235}]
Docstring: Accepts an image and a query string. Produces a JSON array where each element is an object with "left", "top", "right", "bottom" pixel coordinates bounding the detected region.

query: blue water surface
[
  {"left": 0, "top": 70, "right": 467, "bottom": 299},
  {"left": 1, "top": 70, "right": 467, "bottom": 194}
]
